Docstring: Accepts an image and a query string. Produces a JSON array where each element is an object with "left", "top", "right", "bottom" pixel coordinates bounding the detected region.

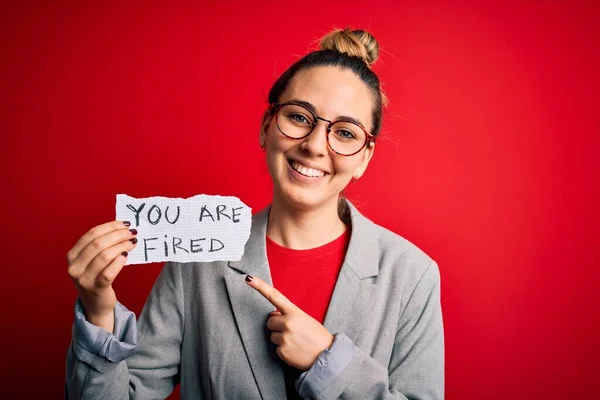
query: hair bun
[{"left": 319, "top": 27, "right": 380, "bottom": 67}]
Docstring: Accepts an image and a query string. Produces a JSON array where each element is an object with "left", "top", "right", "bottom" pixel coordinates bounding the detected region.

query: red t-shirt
[{"left": 266, "top": 228, "right": 351, "bottom": 323}]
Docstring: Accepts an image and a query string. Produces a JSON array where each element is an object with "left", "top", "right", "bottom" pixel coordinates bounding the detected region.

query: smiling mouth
[{"left": 287, "top": 159, "right": 327, "bottom": 178}]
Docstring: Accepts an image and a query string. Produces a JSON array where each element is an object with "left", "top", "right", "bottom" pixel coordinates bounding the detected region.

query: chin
[
  {"left": 276, "top": 181, "right": 339, "bottom": 212},
  {"left": 285, "top": 191, "right": 322, "bottom": 210}
]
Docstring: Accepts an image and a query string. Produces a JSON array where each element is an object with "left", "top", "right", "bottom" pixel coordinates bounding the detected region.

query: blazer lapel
[
  {"left": 322, "top": 201, "right": 380, "bottom": 343},
  {"left": 225, "top": 205, "right": 287, "bottom": 400}
]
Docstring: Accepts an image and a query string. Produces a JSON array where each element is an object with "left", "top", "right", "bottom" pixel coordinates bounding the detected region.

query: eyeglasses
[{"left": 269, "top": 101, "right": 375, "bottom": 156}]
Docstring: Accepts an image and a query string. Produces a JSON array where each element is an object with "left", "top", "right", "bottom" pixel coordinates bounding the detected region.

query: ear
[
  {"left": 259, "top": 109, "right": 273, "bottom": 145},
  {"left": 353, "top": 142, "right": 375, "bottom": 179}
]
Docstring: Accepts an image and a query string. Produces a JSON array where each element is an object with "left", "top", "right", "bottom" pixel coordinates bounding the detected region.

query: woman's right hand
[{"left": 67, "top": 220, "right": 138, "bottom": 333}]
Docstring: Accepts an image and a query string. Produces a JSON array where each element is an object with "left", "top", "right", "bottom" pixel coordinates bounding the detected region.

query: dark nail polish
[
  {"left": 123, "top": 221, "right": 131, "bottom": 227},
  {"left": 245, "top": 275, "right": 253, "bottom": 282},
  {"left": 130, "top": 238, "right": 138, "bottom": 244},
  {"left": 121, "top": 251, "right": 128, "bottom": 257},
  {"left": 129, "top": 229, "right": 138, "bottom": 235}
]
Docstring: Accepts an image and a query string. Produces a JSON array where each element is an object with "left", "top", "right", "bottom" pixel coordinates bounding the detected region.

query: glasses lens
[
  {"left": 329, "top": 121, "right": 367, "bottom": 155},
  {"left": 277, "top": 104, "right": 315, "bottom": 138}
]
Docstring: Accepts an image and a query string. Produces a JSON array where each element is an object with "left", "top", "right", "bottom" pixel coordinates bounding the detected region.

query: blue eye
[
  {"left": 289, "top": 114, "right": 310, "bottom": 124},
  {"left": 333, "top": 129, "right": 358, "bottom": 141},
  {"left": 339, "top": 130, "right": 355, "bottom": 139}
]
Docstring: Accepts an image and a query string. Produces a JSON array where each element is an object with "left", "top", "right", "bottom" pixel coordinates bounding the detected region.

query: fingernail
[
  {"left": 130, "top": 238, "right": 138, "bottom": 244},
  {"left": 121, "top": 251, "right": 128, "bottom": 257},
  {"left": 129, "top": 229, "right": 138, "bottom": 235},
  {"left": 245, "top": 275, "right": 253, "bottom": 283},
  {"left": 123, "top": 221, "right": 131, "bottom": 227}
]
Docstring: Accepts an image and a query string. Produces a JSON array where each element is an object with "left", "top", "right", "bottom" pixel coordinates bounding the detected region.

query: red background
[{"left": 1, "top": 1, "right": 598, "bottom": 399}]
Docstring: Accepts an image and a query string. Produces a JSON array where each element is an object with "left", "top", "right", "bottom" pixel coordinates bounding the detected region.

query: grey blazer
[{"left": 66, "top": 202, "right": 444, "bottom": 399}]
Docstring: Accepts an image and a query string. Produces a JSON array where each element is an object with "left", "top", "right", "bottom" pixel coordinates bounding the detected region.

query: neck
[{"left": 267, "top": 193, "right": 347, "bottom": 250}]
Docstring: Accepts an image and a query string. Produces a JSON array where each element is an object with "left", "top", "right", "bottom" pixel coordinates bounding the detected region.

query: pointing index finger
[{"left": 245, "top": 275, "right": 295, "bottom": 314}]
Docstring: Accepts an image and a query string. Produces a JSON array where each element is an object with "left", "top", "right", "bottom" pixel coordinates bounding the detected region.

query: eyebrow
[{"left": 288, "top": 99, "right": 367, "bottom": 129}]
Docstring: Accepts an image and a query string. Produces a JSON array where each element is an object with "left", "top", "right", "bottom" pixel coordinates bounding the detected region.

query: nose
[{"left": 301, "top": 119, "right": 329, "bottom": 157}]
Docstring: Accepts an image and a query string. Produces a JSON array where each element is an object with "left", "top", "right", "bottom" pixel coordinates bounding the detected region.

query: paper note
[{"left": 115, "top": 194, "right": 252, "bottom": 265}]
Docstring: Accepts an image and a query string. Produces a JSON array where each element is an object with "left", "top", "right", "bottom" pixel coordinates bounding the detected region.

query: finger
[
  {"left": 69, "top": 228, "right": 137, "bottom": 279},
  {"left": 266, "top": 314, "right": 286, "bottom": 331},
  {"left": 245, "top": 275, "right": 296, "bottom": 314},
  {"left": 270, "top": 310, "right": 282, "bottom": 316},
  {"left": 78, "top": 238, "right": 137, "bottom": 289},
  {"left": 276, "top": 346, "right": 286, "bottom": 362},
  {"left": 270, "top": 331, "right": 284, "bottom": 346},
  {"left": 95, "top": 249, "right": 130, "bottom": 289},
  {"left": 68, "top": 220, "right": 132, "bottom": 263}
]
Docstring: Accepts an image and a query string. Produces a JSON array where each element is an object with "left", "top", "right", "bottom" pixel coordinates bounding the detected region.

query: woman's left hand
[{"left": 246, "top": 275, "right": 335, "bottom": 371}]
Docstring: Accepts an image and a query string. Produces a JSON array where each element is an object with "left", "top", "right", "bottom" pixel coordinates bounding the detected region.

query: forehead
[{"left": 280, "top": 66, "right": 373, "bottom": 129}]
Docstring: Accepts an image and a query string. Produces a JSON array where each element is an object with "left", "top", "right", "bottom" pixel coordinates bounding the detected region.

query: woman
[{"left": 66, "top": 27, "right": 444, "bottom": 399}]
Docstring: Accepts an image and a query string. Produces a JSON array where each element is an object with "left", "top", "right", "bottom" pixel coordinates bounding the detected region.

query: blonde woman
[{"left": 66, "top": 27, "right": 444, "bottom": 399}]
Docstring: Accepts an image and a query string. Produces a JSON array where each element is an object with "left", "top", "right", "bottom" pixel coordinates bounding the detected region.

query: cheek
[
  {"left": 267, "top": 125, "right": 299, "bottom": 154},
  {"left": 265, "top": 129, "right": 289, "bottom": 172},
  {"left": 332, "top": 158, "right": 360, "bottom": 176},
  {"left": 266, "top": 124, "right": 284, "bottom": 149}
]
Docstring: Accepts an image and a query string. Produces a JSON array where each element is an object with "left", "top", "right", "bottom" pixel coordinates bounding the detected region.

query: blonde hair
[{"left": 319, "top": 27, "right": 380, "bottom": 68}]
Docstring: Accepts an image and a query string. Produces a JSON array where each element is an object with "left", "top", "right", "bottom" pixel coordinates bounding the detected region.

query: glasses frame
[{"left": 269, "top": 101, "right": 375, "bottom": 156}]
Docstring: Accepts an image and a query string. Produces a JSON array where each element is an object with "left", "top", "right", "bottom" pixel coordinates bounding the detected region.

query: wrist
[{"left": 87, "top": 310, "right": 115, "bottom": 333}]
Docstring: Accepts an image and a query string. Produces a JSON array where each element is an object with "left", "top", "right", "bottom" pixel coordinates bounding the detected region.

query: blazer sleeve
[
  {"left": 70, "top": 298, "right": 138, "bottom": 362},
  {"left": 313, "top": 260, "right": 445, "bottom": 400},
  {"left": 65, "top": 261, "right": 185, "bottom": 399}
]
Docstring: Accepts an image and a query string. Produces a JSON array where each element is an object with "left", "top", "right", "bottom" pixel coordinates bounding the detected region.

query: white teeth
[{"left": 292, "top": 161, "right": 325, "bottom": 178}]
